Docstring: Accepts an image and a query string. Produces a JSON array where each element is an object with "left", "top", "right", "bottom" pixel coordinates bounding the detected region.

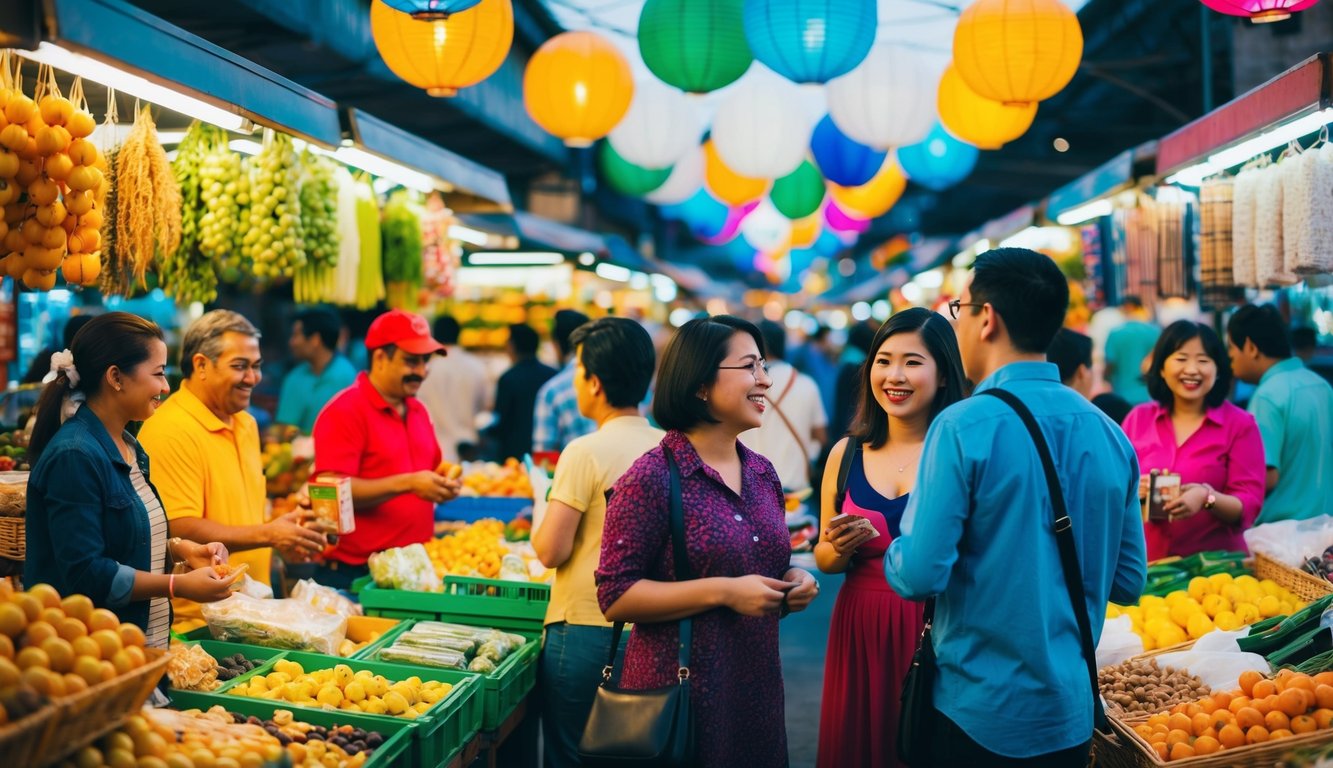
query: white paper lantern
[
  {"left": 740, "top": 200, "right": 792, "bottom": 252},
  {"left": 710, "top": 73, "right": 812, "bottom": 179},
  {"left": 827, "top": 44, "right": 937, "bottom": 150},
  {"left": 609, "top": 80, "right": 704, "bottom": 170},
  {"left": 645, "top": 144, "right": 705, "bottom": 204}
]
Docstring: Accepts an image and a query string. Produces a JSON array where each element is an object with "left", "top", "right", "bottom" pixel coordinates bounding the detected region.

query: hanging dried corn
[{"left": 114, "top": 103, "right": 181, "bottom": 292}]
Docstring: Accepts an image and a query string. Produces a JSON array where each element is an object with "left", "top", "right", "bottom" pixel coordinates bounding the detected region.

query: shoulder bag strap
[
  {"left": 978, "top": 388, "right": 1106, "bottom": 731},
  {"left": 766, "top": 369, "right": 807, "bottom": 461},
  {"left": 602, "top": 447, "right": 693, "bottom": 681},
  {"left": 833, "top": 439, "right": 862, "bottom": 515}
]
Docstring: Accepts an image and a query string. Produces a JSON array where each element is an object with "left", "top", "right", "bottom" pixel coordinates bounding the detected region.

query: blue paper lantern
[
  {"left": 896, "top": 124, "right": 979, "bottom": 192},
  {"left": 742, "top": 0, "right": 877, "bottom": 84},
  {"left": 664, "top": 189, "right": 733, "bottom": 241},
  {"left": 811, "top": 229, "right": 846, "bottom": 258},
  {"left": 380, "top": 0, "right": 483, "bottom": 20},
  {"left": 810, "top": 115, "right": 887, "bottom": 187}
]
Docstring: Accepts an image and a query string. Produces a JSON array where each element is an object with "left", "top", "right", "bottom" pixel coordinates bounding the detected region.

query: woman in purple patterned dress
[{"left": 597, "top": 316, "right": 819, "bottom": 768}]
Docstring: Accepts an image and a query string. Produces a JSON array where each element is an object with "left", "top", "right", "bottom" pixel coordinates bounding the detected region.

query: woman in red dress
[{"left": 815, "top": 308, "right": 968, "bottom": 767}]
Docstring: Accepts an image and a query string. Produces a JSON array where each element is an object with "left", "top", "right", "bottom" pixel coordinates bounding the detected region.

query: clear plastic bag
[
  {"left": 1244, "top": 517, "right": 1333, "bottom": 566},
  {"left": 201, "top": 593, "right": 347, "bottom": 655},
  {"left": 367, "top": 543, "right": 442, "bottom": 592},
  {"left": 1096, "top": 615, "right": 1145, "bottom": 669},
  {"left": 290, "top": 578, "right": 362, "bottom": 618}
]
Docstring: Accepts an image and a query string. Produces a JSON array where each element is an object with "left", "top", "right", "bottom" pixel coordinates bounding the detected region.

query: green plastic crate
[
  {"left": 167, "top": 690, "right": 416, "bottom": 768},
  {"left": 367, "top": 620, "right": 541, "bottom": 731},
  {"left": 357, "top": 575, "right": 550, "bottom": 632}
]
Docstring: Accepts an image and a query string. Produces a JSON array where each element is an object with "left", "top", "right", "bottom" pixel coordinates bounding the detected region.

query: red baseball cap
[{"left": 365, "top": 310, "right": 446, "bottom": 356}]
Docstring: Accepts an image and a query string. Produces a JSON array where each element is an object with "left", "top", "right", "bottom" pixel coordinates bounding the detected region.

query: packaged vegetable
[
  {"left": 201, "top": 593, "right": 347, "bottom": 655},
  {"left": 291, "top": 578, "right": 363, "bottom": 618},
  {"left": 468, "top": 657, "right": 497, "bottom": 674},
  {"left": 380, "top": 645, "right": 468, "bottom": 670},
  {"left": 368, "top": 543, "right": 442, "bottom": 592}
]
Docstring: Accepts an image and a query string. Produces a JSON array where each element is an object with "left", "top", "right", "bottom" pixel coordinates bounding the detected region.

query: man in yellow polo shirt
[{"left": 140, "top": 310, "right": 326, "bottom": 625}]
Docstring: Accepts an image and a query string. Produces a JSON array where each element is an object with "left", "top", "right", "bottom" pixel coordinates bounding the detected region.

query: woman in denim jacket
[{"left": 25, "top": 313, "right": 236, "bottom": 648}]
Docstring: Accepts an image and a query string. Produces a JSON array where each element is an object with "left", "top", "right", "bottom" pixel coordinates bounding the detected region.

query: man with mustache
[
  {"left": 140, "top": 310, "right": 327, "bottom": 625},
  {"left": 311, "top": 309, "right": 461, "bottom": 590}
]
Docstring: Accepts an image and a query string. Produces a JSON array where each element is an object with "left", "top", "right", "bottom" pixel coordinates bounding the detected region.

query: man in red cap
[{"left": 310, "top": 310, "right": 461, "bottom": 590}]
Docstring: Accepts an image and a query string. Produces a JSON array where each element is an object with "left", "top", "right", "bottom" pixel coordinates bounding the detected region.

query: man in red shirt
[{"left": 311, "top": 310, "right": 461, "bottom": 589}]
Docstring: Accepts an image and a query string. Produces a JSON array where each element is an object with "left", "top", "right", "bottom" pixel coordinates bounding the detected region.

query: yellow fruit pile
[
  {"left": 226, "top": 659, "right": 452, "bottom": 720},
  {"left": 0, "top": 582, "right": 151, "bottom": 715},
  {"left": 423, "top": 519, "right": 506, "bottom": 579},
  {"left": 1109, "top": 574, "right": 1307, "bottom": 651},
  {"left": 61, "top": 708, "right": 288, "bottom": 768},
  {"left": 1132, "top": 669, "right": 1333, "bottom": 761},
  {"left": 459, "top": 459, "right": 533, "bottom": 497}
]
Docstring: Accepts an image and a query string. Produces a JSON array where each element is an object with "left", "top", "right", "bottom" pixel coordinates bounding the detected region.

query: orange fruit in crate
[
  {"left": 1236, "top": 707, "right": 1264, "bottom": 730},
  {"left": 1278, "top": 688, "right": 1310, "bottom": 717},
  {"left": 1246, "top": 725, "right": 1270, "bottom": 744},
  {"left": 1165, "top": 729, "right": 1191, "bottom": 747},
  {"left": 1198, "top": 698, "right": 1218, "bottom": 715},
  {"left": 1210, "top": 709, "right": 1234, "bottom": 730},
  {"left": 1316, "top": 685, "right": 1333, "bottom": 709},
  {"left": 1291, "top": 715, "right": 1318, "bottom": 734},
  {"left": 1312, "top": 709, "right": 1333, "bottom": 729},
  {"left": 1149, "top": 741, "right": 1168, "bottom": 761},
  {"left": 87, "top": 608, "right": 119, "bottom": 633},
  {"left": 1212, "top": 690, "right": 1233, "bottom": 710},
  {"left": 1239, "top": 670, "right": 1263, "bottom": 697},
  {"left": 1191, "top": 712, "right": 1212, "bottom": 736},
  {"left": 1314, "top": 671, "right": 1333, "bottom": 687},
  {"left": 1252, "top": 696, "right": 1273, "bottom": 716},
  {"left": 1134, "top": 724, "right": 1154, "bottom": 740},
  {"left": 1229, "top": 695, "right": 1252, "bottom": 714},
  {"left": 23, "top": 620, "right": 57, "bottom": 647},
  {"left": 12, "top": 594, "right": 42, "bottom": 623},
  {"left": 27, "top": 584, "right": 61, "bottom": 610},
  {"left": 1265, "top": 710, "right": 1290, "bottom": 732},
  {"left": 1218, "top": 723, "right": 1246, "bottom": 749},
  {"left": 0, "top": 602, "right": 26, "bottom": 638},
  {"left": 60, "top": 594, "right": 93, "bottom": 624},
  {"left": 1253, "top": 679, "right": 1278, "bottom": 699},
  {"left": 1167, "top": 713, "right": 1193, "bottom": 733},
  {"left": 1287, "top": 674, "right": 1316, "bottom": 694},
  {"left": 1269, "top": 728, "right": 1293, "bottom": 740},
  {"left": 1193, "top": 735, "right": 1220, "bottom": 755},
  {"left": 1169, "top": 742, "right": 1194, "bottom": 760},
  {"left": 1147, "top": 712, "right": 1170, "bottom": 728}
]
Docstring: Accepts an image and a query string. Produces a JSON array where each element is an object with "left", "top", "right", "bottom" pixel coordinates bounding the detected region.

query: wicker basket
[
  {"left": 1254, "top": 552, "right": 1333, "bottom": 603},
  {"left": 0, "top": 705, "right": 56, "bottom": 767},
  {"left": 0, "top": 515, "right": 23, "bottom": 560},
  {"left": 33, "top": 646, "right": 169, "bottom": 765},
  {"left": 1094, "top": 725, "right": 1151, "bottom": 768},
  {"left": 1110, "top": 710, "right": 1333, "bottom": 767}
]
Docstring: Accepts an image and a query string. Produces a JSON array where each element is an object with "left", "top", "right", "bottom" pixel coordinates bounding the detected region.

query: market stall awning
[{"left": 1044, "top": 145, "right": 1154, "bottom": 223}]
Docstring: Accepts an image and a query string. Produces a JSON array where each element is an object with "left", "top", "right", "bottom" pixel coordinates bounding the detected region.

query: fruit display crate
[
  {"left": 0, "top": 704, "right": 56, "bottom": 768},
  {"left": 435, "top": 496, "right": 533, "bottom": 522},
  {"left": 356, "top": 574, "right": 551, "bottom": 633},
  {"left": 1107, "top": 710, "right": 1333, "bottom": 767},
  {"left": 1254, "top": 552, "right": 1333, "bottom": 603},
  {"left": 168, "top": 690, "right": 416, "bottom": 768},
  {"left": 35, "top": 645, "right": 170, "bottom": 766},
  {"left": 168, "top": 645, "right": 482, "bottom": 768},
  {"left": 361, "top": 618, "right": 542, "bottom": 731}
]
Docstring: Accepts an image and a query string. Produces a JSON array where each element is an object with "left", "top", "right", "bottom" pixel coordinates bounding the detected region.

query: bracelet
[{"left": 168, "top": 573, "right": 176, "bottom": 599}]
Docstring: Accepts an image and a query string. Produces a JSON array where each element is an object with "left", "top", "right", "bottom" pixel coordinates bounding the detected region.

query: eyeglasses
[
  {"left": 718, "top": 359, "right": 771, "bottom": 379},
  {"left": 947, "top": 299, "right": 986, "bottom": 320}
]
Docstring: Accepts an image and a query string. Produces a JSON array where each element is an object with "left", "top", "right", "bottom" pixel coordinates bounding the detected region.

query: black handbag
[
  {"left": 897, "top": 389, "right": 1107, "bottom": 766},
  {"left": 578, "top": 447, "right": 696, "bottom": 768}
]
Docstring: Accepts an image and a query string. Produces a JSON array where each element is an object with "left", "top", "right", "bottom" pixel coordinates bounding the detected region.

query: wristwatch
[{"left": 1202, "top": 485, "right": 1217, "bottom": 510}]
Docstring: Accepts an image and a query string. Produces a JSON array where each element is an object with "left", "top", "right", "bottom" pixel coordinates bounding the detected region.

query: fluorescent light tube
[
  {"left": 1055, "top": 199, "right": 1114, "bottom": 226},
  {"left": 468, "top": 252, "right": 565, "bottom": 266},
  {"left": 448, "top": 225, "right": 493, "bottom": 247},
  {"left": 594, "top": 263, "right": 631, "bottom": 282},
  {"left": 331, "top": 146, "right": 437, "bottom": 193},
  {"left": 1166, "top": 107, "right": 1333, "bottom": 187},
  {"left": 19, "top": 43, "right": 251, "bottom": 132}
]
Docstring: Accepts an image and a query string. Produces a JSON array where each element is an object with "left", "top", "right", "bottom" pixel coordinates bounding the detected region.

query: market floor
[{"left": 781, "top": 569, "right": 842, "bottom": 768}]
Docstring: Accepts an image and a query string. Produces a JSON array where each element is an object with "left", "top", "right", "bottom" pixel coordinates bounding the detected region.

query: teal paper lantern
[
  {"left": 380, "top": 0, "right": 482, "bottom": 19},
  {"left": 599, "top": 141, "right": 672, "bottom": 197},
  {"left": 639, "top": 0, "right": 754, "bottom": 94},
  {"left": 742, "top": 0, "right": 876, "bottom": 84},
  {"left": 896, "top": 124, "right": 979, "bottom": 192},
  {"left": 769, "top": 160, "right": 825, "bottom": 220}
]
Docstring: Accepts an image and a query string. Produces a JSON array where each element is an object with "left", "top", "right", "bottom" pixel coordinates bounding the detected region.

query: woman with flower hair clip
[{"left": 25, "top": 312, "right": 237, "bottom": 648}]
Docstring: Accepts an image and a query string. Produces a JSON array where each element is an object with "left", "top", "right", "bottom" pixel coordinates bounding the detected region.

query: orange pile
[{"left": 1133, "top": 669, "right": 1333, "bottom": 761}]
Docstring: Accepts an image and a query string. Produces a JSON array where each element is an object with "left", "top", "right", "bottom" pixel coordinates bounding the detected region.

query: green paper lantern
[
  {"left": 600, "top": 141, "right": 673, "bottom": 197},
  {"left": 638, "top": 0, "right": 753, "bottom": 94},
  {"left": 769, "top": 161, "right": 825, "bottom": 220}
]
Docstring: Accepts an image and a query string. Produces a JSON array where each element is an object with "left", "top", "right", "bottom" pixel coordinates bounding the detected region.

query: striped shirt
[{"left": 128, "top": 457, "right": 171, "bottom": 649}]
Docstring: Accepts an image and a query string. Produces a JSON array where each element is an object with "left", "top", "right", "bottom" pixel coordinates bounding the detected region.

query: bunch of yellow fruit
[
  {"left": 459, "top": 459, "right": 533, "bottom": 497},
  {"left": 226, "top": 659, "right": 451, "bottom": 720},
  {"left": 58, "top": 709, "right": 287, "bottom": 768},
  {"left": 423, "top": 519, "right": 507, "bottom": 579},
  {"left": 1109, "top": 574, "right": 1307, "bottom": 651}
]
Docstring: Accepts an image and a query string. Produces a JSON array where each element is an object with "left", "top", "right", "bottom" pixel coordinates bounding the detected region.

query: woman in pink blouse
[{"left": 1121, "top": 321, "right": 1265, "bottom": 559}]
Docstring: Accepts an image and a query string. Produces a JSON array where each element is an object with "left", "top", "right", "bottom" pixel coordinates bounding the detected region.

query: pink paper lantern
[
  {"left": 824, "top": 200, "right": 871, "bottom": 234},
  {"left": 700, "top": 201, "right": 759, "bottom": 245},
  {"left": 1198, "top": 0, "right": 1320, "bottom": 22}
]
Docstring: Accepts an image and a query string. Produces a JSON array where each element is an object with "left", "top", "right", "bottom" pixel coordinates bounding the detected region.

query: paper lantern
[
  {"left": 741, "top": 0, "right": 876, "bottom": 84},
  {"left": 662, "top": 189, "right": 735, "bottom": 242},
  {"left": 741, "top": 200, "right": 792, "bottom": 252},
  {"left": 372, "top": 0, "right": 513, "bottom": 97},
  {"left": 380, "top": 0, "right": 482, "bottom": 19},
  {"left": 790, "top": 214, "right": 822, "bottom": 248},
  {"left": 828, "top": 161, "right": 906, "bottom": 219},
  {"left": 608, "top": 80, "right": 703, "bottom": 170},
  {"left": 770, "top": 161, "right": 826, "bottom": 220},
  {"left": 638, "top": 0, "right": 754, "bottom": 93},
  {"left": 646, "top": 145, "right": 705, "bottom": 204},
  {"left": 524, "top": 31, "right": 634, "bottom": 148},
  {"left": 824, "top": 199, "right": 870, "bottom": 233},
  {"left": 826, "top": 44, "right": 938, "bottom": 151},
  {"left": 810, "top": 114, "right": 887, "bottom": 187},
  {"left": 704, "top": 140, "right": 770, "bottom": 206},
  {"left": 897, "top": 124, "right": 979, "bottom": 192},
  {"left": 1198, "top": 0, "right": 1319, "bottom": 22},
  {"left": 711, "top": 73, "right": 812, "bottom": 178},
  {"left": 953, "top": 0, "right": 1083, "bottom": 107},
  {"left": 812, "top": 228, "right": 847, "bottom": 257},
  {"left": 599, "top": 141, "right": 672, "bottom": 197},
  {"left": 937, "top": 65, "right": 1038, "bottom": 150}
]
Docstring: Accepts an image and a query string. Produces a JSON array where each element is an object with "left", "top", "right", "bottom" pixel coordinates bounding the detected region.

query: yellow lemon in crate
[
  {"left": 1258, "top": 595, "right": 1282, "bottom": 618},
  {"left": 1214, "top": 610, "right": 1243, "bottom": 631},
  {"left": 1188, "top": 576, "right": 1215, "bottom": 602},
  {"left": 1187, "top": 612, "right": 1215, "bottom": 640},
  {"left": 1201, "top": 593, "right": 1231, "bottom": 618},
  {"left": 1169, "top": 599, "right": 1201, "bottom": 628},
  {"left": 1155, "top": 623, "right": 1188, "bottom": 648},
  {"left": 1235, "top": 602, "right": 1261, "bottom": 625},
  {"left": 1207, "top": 572, "right": 1234, "bottom": 590}
]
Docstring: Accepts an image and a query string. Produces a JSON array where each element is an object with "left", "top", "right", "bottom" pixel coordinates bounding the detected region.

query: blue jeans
[{"left": 540, "top": 622, "right": 625, "bottom": 768}]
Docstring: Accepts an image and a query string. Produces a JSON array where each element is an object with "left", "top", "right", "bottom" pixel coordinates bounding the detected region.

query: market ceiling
[{"left": 121, "top": 0, "right": 1225, "bottom": 242}]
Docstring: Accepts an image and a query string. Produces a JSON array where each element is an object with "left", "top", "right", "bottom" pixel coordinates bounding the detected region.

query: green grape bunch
[
  {"left": 163, "top": 121, "right": 219, "bottom": 305},
  {"left": 241, "top": 129, "right": 305, "bottom": 280},
  {"left": 299, "top": 150, "right": 340, "bottom": 270},
  {"left": 199, "top": 134, "right": 243, "bottom": 264}
]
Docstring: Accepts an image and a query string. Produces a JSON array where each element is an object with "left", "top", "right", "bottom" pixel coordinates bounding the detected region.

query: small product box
[
  {"left": 308, "top": 474, "right": 356, "bottom": 534},
  {"left": 1144, "top": 470, "right": 1181, "bottom": 523}
]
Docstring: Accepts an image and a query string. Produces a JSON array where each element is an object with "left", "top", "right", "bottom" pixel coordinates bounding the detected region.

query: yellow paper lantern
[
  {"left": 371, "top": 0, "right": 514, "bottom": 97},
  {"left": 790, "top": 213, "right": 822, "bottom": 249},
  {"left": 829, "top": 160, "right": 906, "bottom": 219},
  {"left": 937, "top": 65, "right": 1037, "bottom": 150},
  {"left": 704, "top": 140, "right": 769, "bottom": 206},
  {"left": 524, "top": 31, "right": 634, "bottom": 148},
  {"left": 953, "top": 0, "right": 1083, "bottom": 107}
]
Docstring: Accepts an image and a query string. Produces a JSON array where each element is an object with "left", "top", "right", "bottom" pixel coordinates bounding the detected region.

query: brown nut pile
[{"left": 1097, "top": 656, "right": 1210, "bottom": 714}]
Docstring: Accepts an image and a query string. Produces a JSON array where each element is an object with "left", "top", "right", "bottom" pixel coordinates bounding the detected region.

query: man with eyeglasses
[
  {"left": 310, "top": 310, "right": 462, "bottom": 591},
  {"left": 140, "top": 310, "right": 328, "bottom": 626}
]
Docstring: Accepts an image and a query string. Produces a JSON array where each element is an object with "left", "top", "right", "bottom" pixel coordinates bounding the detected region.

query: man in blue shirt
[
  {"left": 533, "top": 309, "right": 594, "bottom": 454},
  {"left": 885, "top": 248, "right": 1147, "bottom": 766},
  {"left": 1227, "top": 304, "right": 1333, "bottom": 522},
  {"left": 1104, "top": 296, "right": 1160, "bottom": 405},
  {"left": 276, "top": 308, "right": 358, "bottom": 434}
]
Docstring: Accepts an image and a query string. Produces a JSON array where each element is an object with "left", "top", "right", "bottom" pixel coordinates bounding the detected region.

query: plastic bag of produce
[
  {"left": 1244, "top": 517, "right": 1333, "bottom": 567},
  {"left": 1095, "top": 615, "right": 1144, "bottom": 669},
  {"left": 499, "top": 554, "right": 529, "bottom": 583},
  {"left": 291, "top": 578, "right": 363, "bottom": 618},
  {"left": 368, "top": 543, "right": 443, "bottom": 592},
  {"left": 201, "top": 593, "right": 347, "bottom": 655},
  {"left": 1153, "top": 646, "right": 1269, "bottom": 693}
]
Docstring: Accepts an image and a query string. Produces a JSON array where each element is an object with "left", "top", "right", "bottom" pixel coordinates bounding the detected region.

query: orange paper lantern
[
  {"left": 953, "top": 0, "right": 1082, "bottom": 107},
  {"left": 790, "top": 213, "right": 822, "bottom": 249},
  {"left": 524, "top": 31, "right": 634, "bottom": 148},
  {"left": 371, "top": 0, "right": 514, "bottom": 97},
  {"left": 828, "top": 160, "right": 906, "bottom": 219},
  {"left": 937, "top": 65, "right": 1037, "bottom": 150},
  {"left": 704, "top": 140, "right": 770, "bottom": 206}
]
